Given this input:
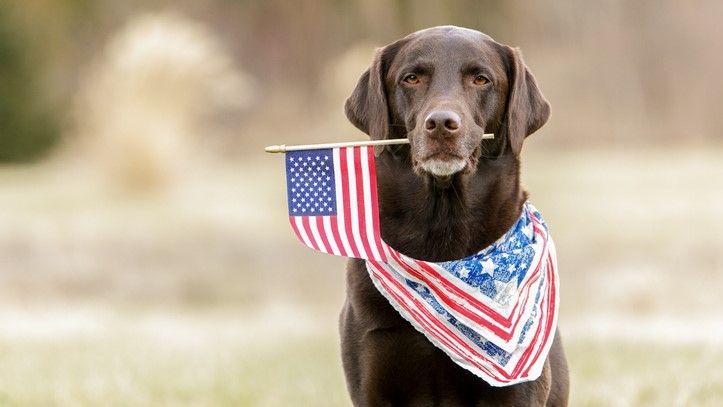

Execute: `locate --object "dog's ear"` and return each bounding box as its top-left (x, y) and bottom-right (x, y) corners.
top-left (345, 41), bottom-right (405, 155)
top-left (501, 46), bottom-right (550, 155)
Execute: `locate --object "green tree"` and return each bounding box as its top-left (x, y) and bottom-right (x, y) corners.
top-left (0, 4), bottom-right (59, 162)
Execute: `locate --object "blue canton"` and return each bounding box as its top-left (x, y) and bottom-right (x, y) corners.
top-left (286, 149), bottom-right (337, 216)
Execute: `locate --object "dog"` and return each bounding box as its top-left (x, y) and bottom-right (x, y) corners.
top-left (339, 26), bottom-right (569, 406)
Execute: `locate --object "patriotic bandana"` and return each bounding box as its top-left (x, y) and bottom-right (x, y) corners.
top-left (283, 146), bottom-right (559, 387)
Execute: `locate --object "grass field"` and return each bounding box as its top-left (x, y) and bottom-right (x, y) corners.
top-left (1, 308), bottom-right (722, 406)
top-left (1, 147), bottom-right (722, 406)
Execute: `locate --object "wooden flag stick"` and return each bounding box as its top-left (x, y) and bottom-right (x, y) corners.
top-left (264, 134), bottom-right (494, 153)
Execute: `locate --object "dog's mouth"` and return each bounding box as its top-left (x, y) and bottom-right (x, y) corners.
top-left (418, 153), bottom-right (467, 177)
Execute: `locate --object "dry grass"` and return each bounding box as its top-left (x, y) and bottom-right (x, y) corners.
top-left (0, 310), bottom-right (721, 406)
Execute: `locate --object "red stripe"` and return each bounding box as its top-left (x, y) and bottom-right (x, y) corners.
top-left (521, 255), bottom-right (556, 376)
top-left (366, 146), bottom-right (387, 262)
top-left (329, 216), bottom-right (347, 256)
top-left (512, 289), bottom-right (546, 376)
top-left (288, 216), bottom-right (305, 246)
top-left (512, 297), bottom-right (546, 376)
top-left (391, 248), bottom-right (542, 337)
top-left (511, 254), bottom-right (555, 377)
top-left (354, 147), bottom-right (374, 259)
top-left (369, 261), bottom-right (509, 383)
top-left (301, 217), bottom-right (320, 251)
top-left (340, 148), bottom-right (360, 258)
top-left (315, 217), bottom-right (332, 254)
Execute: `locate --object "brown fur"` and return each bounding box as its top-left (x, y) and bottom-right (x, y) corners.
top-left (341, 26), bottom-right (569, 406)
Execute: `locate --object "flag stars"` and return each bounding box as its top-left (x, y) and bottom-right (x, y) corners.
top-left (286, 151), bottom-right (337, 216)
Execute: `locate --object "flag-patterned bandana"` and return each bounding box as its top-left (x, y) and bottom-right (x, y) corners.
top-left (365, 203), bottom-right (558, 386)
top-left (283, 146), bottom-right (559, 386)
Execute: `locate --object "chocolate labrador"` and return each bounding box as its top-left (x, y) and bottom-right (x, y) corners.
top-left (340, 26), bottom-right (569, 406)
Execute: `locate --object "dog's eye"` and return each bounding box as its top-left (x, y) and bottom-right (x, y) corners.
top-left (473, 75), bottom-right (489, 85)
top-left (403, 74), bottom-right (420, 85)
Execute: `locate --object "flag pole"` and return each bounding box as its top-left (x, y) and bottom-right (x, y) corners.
top-left (264, 134), bottom-right (494, 153)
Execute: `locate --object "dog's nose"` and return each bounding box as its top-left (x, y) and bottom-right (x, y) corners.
top-left (424, 111), bottom-right (461, 135)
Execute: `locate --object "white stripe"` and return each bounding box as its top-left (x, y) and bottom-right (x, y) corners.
top-left (293, 217), bottom-right (314, 249)
top-left (308, 217), bottom-right (328, 253)
top-left (346, 147), bottom-right (368, 259)
top-left (360, 147), bottom-right (383, 260)
top-left (322, 216), bottom-right (341, 255)
top-left (333, 149), bottom-right (353, 256)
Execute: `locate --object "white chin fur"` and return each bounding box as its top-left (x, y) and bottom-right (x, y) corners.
top-left (420, 159), bottom-right (466, 177)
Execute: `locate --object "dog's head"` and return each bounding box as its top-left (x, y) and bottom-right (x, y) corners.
top-left (345, 26), bottom-right (549, 182)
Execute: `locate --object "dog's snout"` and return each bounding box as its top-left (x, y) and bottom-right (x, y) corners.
top-left (424, 111), bottom-right (461, 135)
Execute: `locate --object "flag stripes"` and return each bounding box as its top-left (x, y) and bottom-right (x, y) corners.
top-left (288, 146), bottom-right (387, 263)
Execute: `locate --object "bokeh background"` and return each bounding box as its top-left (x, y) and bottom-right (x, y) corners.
top-left (1, 1), bottom-right (722, 405)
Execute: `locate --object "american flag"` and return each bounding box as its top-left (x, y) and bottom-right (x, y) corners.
top-left (285, 146), bottom-right (386, 262)
top-left (282, 146), bottom-right (558, 387)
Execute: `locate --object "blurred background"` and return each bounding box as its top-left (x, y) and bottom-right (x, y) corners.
top-left (1, 0), bottom-right (722, 405)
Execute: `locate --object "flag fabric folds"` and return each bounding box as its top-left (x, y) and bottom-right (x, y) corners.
top-left (286, 146), bottom-right (386, 262)
top-left (283, 145), bottom-right (559, 387)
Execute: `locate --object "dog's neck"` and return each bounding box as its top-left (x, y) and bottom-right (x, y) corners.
top-left (376, 151), bottom-right (526, 262)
